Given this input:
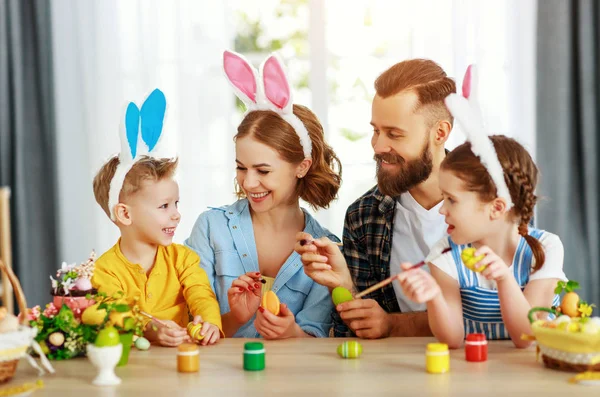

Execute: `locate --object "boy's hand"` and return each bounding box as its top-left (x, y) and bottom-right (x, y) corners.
top-left (190, 315), bottom-right (220, 346)
top-left (227, 272), bottom-right (262, 325)
top-left (144, 319), bottom-right (188, 347)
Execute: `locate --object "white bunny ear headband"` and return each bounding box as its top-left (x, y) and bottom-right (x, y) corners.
top-left (444, 65), bottom-right (514, 211)
top-left (108, 88), bottom-right (168, 221)
top-left (222, 50), bottom-right (312, 159)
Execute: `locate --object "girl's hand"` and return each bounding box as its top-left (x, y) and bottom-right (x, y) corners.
top-left (396, 263), bottom-right (442, 303)
top-left (475, 246), bottom-right (512, 281)
top-left (227, 272), bottom-right (262, 325)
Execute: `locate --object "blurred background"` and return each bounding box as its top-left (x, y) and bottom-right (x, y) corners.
top-left (1, 0), bottom-right (598, 307)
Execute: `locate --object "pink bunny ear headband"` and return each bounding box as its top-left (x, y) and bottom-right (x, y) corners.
top-left (444, 65), bottom-right (514, 211)
top-left (223, 50), bottom-right (312, 159)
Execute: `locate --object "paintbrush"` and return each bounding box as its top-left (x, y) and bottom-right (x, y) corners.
top-left (140, 311), bottom-right (172, 329)
top-left (299, 239), bottom-right (343, 247)
top-left (354, 248), bottom-right (452, 299)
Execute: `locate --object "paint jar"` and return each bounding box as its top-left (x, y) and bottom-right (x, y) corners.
top-left (465, 333), bottom-right (487, 362)
top-left (426, 343), bottom-right (450, 374)
top-left (177, 343), bottom-right (199, 373)
top-left (243, 342), bottom-right (265, 371)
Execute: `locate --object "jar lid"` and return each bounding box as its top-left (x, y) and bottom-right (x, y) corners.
top-left (178, 343), bottom-right (199, 353)
top-left (426, 343), bottom-right (448, 352)
top-left (244, 342), bottom-right (264, 351)
top-left (466, 333), bottom-right (487, 342)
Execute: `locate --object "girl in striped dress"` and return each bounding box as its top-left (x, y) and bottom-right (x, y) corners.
top-left (397, 66), bottom-right (567, 348)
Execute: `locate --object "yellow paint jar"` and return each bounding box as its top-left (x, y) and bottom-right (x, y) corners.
top-left (177, 343), bottom-right (200, 373)
top-left (426, 343), bottom-right (449, 374)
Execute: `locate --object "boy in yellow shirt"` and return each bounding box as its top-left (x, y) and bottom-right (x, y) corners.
top-left (91, 89), bottom-right (222, 346)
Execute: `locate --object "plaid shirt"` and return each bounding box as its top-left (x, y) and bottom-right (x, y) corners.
top-left (333, 185), bottom-right (400, 337)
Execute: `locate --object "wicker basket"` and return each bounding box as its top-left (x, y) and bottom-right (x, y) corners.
top-left (0, 259), bottom-right (54, 383)
top-left (527, 307), bottom-right (600, 372)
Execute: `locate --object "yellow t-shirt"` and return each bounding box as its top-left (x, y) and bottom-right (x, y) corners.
top-left (92, 241), bottom-right (223, 334)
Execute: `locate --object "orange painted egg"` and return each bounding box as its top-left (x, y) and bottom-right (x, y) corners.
top-left (261, 291), bottom-right (280, 316)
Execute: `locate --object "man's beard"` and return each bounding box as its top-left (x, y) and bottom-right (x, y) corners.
top-left (375, 141), bottom-right (433, 198)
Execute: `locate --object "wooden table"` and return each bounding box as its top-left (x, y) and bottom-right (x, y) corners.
top-left (4, 338), bottom-right (599, 396)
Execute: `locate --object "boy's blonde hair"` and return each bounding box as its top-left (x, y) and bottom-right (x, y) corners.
top-left (93, 156), bottom-right (178, 219)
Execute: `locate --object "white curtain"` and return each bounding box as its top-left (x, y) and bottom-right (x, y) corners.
top-left (51, 0), bottom-right (236, 261)
top-left (50, 0), bottom-right (537, 261)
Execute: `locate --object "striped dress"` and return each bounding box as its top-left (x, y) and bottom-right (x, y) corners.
top-left (440, 229), bottom-right (562, 340)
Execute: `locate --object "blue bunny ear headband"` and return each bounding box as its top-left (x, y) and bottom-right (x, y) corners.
top-left (108, 88), bottom-right (168, 221)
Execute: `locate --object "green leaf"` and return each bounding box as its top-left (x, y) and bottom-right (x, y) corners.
top-left (554, 285), bottom-right (563, 294)
top-left (566, 280), bottom-right (580, 292)
top-left (580, 316), bottom-right (590, 324)
top-left (114, 304), bottom-right (130, 313)
top-left (122, 317), bottom-right (135, 331)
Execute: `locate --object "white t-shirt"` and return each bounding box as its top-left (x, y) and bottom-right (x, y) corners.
top-left (389, 192), bottom-right (447, 312)
top-left (426, 231), bottom-right (567, 290)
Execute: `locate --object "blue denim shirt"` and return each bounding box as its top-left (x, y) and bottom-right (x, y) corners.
top-left (184, 199), bottom-right (338, 338)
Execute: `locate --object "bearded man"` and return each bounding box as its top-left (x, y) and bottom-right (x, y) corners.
top-left (298, 59), bottom-right (456, 338)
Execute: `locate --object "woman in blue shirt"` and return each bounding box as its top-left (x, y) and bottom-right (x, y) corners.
top-left (185, 51), bottom-right (342, 339)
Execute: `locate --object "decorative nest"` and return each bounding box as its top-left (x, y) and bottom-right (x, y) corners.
top-left (542, 354), bottom-right (600, 373)
top-left (50, 288), bottom-right (98, 298)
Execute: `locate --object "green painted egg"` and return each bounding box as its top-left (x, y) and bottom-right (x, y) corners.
top-left (332, 287), bottom-right (354, 306)
top-left (134, 336), bottom-right (150, 350)
top-left (337, 341), bottom-right (363, 359)
top-left (461, 247), bottom-right (486, 272)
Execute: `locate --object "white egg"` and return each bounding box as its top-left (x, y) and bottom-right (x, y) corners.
top-left (0, 314), bottom-right (19, 333)
top-left (588, 317), bottom-right (600, 327)
top-left (49, 332), bottom-right (65, 347)
top-left (581, 323), bottom-right (600, 335)
top-left (554, 315), bottom-right (571, 324)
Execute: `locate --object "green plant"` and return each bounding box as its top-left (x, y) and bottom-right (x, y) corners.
top-left (29, 304), bottom-right (98, 360)
top-left (554, 280), bottom-right (580, 294)
top-left (92, 291), bottom-right (145, 337)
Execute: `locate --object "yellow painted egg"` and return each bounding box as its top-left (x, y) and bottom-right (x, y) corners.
top-left (566, 322), bottom-right (580, 333)
top-left (337, 341), bottom-right (363, 359)
top-left (261, 291), bottom-right (280, 316)
top-left (81, 303), bottom-right (107, 326)
top-left (332, 287), bottom-right (353, 306)
top-left (461, 247), bottom-right (486, 272)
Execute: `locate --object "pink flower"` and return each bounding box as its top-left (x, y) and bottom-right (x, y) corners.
top-left (72, 307), bottom-right (82, 319)
top-left (43, 303), bottom-right (59, 318)
top-left (26, 305), bottom-right (41, 321)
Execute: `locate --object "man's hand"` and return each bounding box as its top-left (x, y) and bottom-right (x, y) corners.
top-left (337, 299), bottom-right (392, 339)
